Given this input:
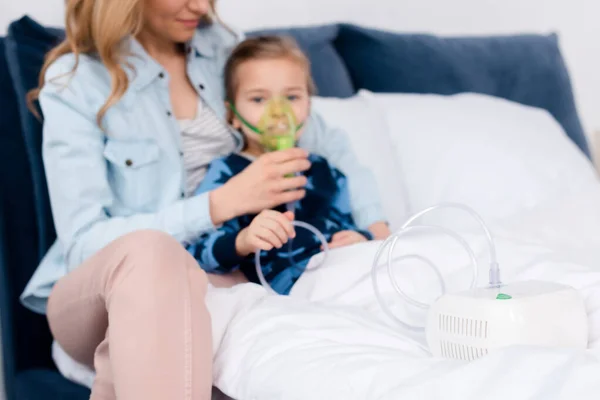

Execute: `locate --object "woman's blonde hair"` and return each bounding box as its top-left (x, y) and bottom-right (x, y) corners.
top-left (224, 35), bottom-right (316, 109)
top-left (28, 0), bottom-right (218, 127)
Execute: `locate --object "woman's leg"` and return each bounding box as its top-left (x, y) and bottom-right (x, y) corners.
top-left (47, 230), bottom-right (212, 400)
top-left (206, 269), bottom-right (249, 288)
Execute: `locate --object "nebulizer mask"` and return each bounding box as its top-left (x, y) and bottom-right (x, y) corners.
top-left (231, 97), bottom-right (329, 294)
top-left (231, 96), bottom-right (303, 152)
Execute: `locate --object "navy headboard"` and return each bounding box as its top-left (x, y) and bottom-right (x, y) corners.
top-left (333, 24), bottom-right (589, 157)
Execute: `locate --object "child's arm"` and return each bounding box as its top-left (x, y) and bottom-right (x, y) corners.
top-left (189, 158), bottom-right (296, 273)
top-left (327, 164), bottom-right (390, 240)
top-left (187, 159), bottom-right (247, 273)
top-left (299, 112), bottom-right (386, 229)
top-left (189, 220), bottom-right (246, 274)
top-left (236, 210), bottom-right (295, 256)
top-left (327, 230), bottom-right (370, 250)
top-left (368, 221), bottom-right (392, 240)
top-left (190, 210), bottom-right (295, 273)
top-left (311, 158), bottom-right (376, 247)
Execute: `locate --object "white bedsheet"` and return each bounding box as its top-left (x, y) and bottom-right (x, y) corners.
top-left (211, 186), bottom-right (600, 400)
top-left (54, 185), bottom-right (600, 400)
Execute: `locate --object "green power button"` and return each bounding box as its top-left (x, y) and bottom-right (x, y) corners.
top-left (496, 293), bottom-right (512, 300)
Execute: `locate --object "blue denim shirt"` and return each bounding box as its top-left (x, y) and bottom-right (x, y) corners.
top-left (21, 22), bottom-right (384, 313)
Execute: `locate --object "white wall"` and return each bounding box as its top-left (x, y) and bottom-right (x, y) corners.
top-left (0, 0), bottom-right (598, 143)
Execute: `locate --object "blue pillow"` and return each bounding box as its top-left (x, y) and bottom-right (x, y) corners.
top-left (247, 25), bottom-right (355, 98)
top-left (4, 16), bottom-right (63, 257)
top-left (335, 24), bottom-right (590, 157)
top-left (0, 38), bottom-right (23, 152)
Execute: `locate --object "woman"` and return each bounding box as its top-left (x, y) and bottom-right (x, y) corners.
top-left (21, 0), bottom-right (389, 399)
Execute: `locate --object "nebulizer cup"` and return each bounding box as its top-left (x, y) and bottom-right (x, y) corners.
top-left (242, 97), bottom-right (329, 295)
top-left (257, 96), bottom-right (298, 153)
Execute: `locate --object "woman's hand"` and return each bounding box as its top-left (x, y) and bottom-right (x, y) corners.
top-left (209, 148), bottom-right (310, 225)
top-left (235, 210), bottom-right (296, 257)
top-left (326, 230), bottom-right (369, 250)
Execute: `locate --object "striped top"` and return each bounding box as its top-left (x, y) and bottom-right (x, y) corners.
top-left (179, 99), bottom-right (237, 196)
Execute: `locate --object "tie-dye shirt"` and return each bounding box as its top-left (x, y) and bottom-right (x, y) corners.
top-left (187, 153), bottom-right (372, 294)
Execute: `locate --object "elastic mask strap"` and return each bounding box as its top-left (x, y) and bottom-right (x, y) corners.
top-left (229, 103), bottom-right (263, 134)
top-left (228, 103), bottom-right (305, 134)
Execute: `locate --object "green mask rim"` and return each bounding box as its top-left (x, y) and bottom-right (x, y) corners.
top-left (228, 103), bottom-right (304, 135)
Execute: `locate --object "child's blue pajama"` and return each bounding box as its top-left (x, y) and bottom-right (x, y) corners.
top-left (187, 153), bottom-right (372, 294)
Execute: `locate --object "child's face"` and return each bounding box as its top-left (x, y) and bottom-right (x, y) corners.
top-left (231, 57), bottom-right (311, 149)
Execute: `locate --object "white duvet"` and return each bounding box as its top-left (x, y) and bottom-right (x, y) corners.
top-left (52, 93), bottom-right (600, 400)
top-left (207, 185), bottom-right (600, 400)
top-left (54, 185), bottom-right (600, 399)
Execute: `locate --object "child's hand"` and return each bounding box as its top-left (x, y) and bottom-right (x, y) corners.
top-left (368, 221), bottom-right (392, 240)
top-left (236, 210), bottom-right (295, 256)
top-left (326, 230), bottom-right (368, 250)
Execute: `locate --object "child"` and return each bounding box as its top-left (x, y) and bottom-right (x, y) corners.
top-left (189, 36), bottom-right (382, 294)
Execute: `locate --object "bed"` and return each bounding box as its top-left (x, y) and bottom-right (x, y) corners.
top-left (208, 92), bottom-right (600, 399)
top-left (1, 14), bottom-right (598, 400)
top-left (49, 90), bottom-right (600, 400)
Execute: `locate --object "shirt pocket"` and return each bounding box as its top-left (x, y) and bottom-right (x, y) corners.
top-left (103, 139), bottom-right (162, 210)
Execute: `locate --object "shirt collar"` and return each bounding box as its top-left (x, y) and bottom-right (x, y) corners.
top-left (126, 26), bottom-right (216, 92)
top-left (126, 38), bottom-right (162, 91)
top-left (188, 24), bottom-right (216, 58)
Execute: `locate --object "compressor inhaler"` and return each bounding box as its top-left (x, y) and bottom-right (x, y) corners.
top-left (370, 203), bottom-right (588, 360)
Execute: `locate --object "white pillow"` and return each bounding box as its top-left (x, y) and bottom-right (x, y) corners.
top-left (312, 91), bottom-right (409, 229)
top-left (368, 91), bottom-right (598, 225)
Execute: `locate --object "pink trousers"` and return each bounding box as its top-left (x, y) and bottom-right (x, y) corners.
top-left (47, 230), bottom-right (218, 400)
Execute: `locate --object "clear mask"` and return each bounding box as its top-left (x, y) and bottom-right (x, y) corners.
top-left (230, 97), bottom-right (303, 152)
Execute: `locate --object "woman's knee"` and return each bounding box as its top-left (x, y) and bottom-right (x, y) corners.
top-left (114, 230), bottom-right (185, 264)
top-left (109, 230), bottom-right (208, 288)
top-left (116, 229), bottom-right (180, 253)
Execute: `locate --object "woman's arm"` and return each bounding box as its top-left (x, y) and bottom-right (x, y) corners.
top-left (299, 111), bottom-right (387, 230)
top-left (40, 61), bottom-right (225, 269)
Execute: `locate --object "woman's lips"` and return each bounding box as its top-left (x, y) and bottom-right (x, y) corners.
top-left (177, 19), bottom-right (200, 28)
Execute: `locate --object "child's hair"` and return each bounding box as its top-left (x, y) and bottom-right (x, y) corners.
top-left (224, 35), bottom-right (316, 105)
